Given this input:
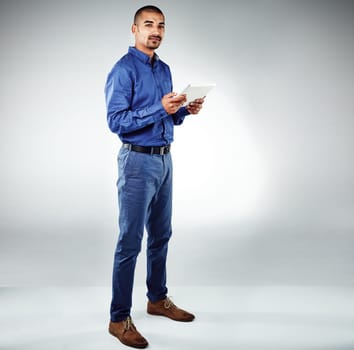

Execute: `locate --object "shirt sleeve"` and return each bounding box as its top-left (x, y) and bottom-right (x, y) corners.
top-left (105, 65), bottom-right (168, 135)
top-left (172, 106), bottom-right (190, 125)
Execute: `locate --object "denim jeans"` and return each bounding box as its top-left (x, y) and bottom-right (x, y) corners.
top-left (110, 146), bottom-right (173, 322)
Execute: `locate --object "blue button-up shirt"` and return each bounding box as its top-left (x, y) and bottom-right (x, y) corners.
top-left (105, 47), bottom-right (189, 146)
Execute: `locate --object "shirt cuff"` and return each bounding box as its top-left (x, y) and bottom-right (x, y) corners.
top-left (148, 101), bottom-right (168, 122)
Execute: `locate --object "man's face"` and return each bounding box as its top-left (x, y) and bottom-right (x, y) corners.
top-left (132, 11), bottom-right (165, 54)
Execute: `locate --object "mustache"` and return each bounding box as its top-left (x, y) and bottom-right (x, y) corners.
top-left (149, 35), bottom-right (162, 41)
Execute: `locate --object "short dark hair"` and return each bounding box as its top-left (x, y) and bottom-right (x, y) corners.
top-left (134, 5), bottom-right (164, 24)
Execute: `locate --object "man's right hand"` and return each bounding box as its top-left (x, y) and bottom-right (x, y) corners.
top-left (161, 92), bottom-right (187, 115)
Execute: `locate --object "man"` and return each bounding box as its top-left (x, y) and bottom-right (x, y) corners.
top-left (105, 5), bottom-right (204, 348)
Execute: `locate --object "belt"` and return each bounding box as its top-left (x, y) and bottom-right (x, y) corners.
top-left (123, 144), bottom-right (171, 155)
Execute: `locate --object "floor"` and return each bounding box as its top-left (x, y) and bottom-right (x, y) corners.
top-left (1, 286), bottom-right (354, 350)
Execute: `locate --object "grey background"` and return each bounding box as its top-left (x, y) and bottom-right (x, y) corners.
top-left (0, 0), bottom-right (353, 286)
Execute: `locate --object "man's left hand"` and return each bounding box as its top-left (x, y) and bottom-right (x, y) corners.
top-left (186, 98), bottom-right (205, 115)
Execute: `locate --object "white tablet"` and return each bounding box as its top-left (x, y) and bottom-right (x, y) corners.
top-left (179, 84), bottom-right (215, 105)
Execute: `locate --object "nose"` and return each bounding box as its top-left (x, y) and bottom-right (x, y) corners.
top-left (152, 25), bottom-right (161, 35)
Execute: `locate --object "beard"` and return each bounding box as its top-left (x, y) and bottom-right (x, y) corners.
top-left (147, 42), bottom-right (161, 49)
top-left (146, 35), bottom-right (162, 49)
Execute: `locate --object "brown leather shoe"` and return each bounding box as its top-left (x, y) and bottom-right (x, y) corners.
top-left (147, 297), bottom-right (195, 322)
top-left (109, 316), bottom-right (148, 348)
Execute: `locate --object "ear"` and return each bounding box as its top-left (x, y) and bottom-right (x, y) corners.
top-left (131, 24), bottom-right (137, 34)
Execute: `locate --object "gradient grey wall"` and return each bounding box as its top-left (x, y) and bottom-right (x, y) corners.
top-left (1, 0), bottom-right (353, 286)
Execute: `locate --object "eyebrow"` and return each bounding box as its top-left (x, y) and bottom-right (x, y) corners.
top-left (143, 20), bottom-right (165, 25)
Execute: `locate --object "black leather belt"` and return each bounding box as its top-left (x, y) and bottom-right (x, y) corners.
top-left (123, 144), bottom-right (171, 155)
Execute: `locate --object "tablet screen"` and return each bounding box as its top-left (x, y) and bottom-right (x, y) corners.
top-left (179, 84), bottom-right (215, 105)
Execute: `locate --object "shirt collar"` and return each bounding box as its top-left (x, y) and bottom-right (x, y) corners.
top-left (128, 46), bottom-right (160, 65)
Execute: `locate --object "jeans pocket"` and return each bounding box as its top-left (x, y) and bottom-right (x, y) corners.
top-left (118, 147), bottom-right (130, 173)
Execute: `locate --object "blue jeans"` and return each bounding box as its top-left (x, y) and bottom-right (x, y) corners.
top-left (110, 146), bottom-right (173, 322)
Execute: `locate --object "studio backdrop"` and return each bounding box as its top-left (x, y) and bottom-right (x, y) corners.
top-left (0, 0), bottom-right (353, 286)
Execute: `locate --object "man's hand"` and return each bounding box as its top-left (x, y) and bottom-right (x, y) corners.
top-left (161, 93), bottom-right (187, 115)
top-left (186, 97), bottom-right (205, 114)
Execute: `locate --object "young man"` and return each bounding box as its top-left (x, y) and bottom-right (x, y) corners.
top-left (105, 5), bottom-right (204, 348)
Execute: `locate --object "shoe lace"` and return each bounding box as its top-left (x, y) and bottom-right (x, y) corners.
top-left (124, 316), bottom-right (134, 331)
top-left (163, 296), bottom-right (176, 310)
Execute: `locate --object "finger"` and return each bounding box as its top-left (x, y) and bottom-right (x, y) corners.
top-left (166, 92), bottom-right (177, 98)
top-left (172, 96), bottom-right (187, 103)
